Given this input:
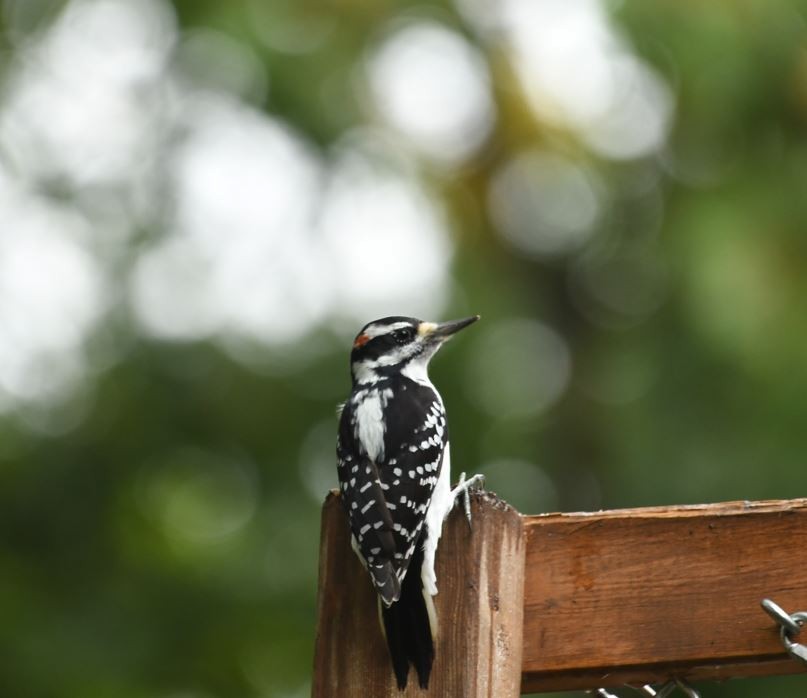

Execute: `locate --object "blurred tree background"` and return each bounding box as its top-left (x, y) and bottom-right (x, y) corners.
top-left (0, 0), bottom-right (806, 696)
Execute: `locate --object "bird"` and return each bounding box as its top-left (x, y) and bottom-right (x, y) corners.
top-left (335, 315), bottom-right (483, 690)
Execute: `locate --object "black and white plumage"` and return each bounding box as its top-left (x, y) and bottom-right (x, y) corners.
top-left (336, 315), bottom-right (480, 690)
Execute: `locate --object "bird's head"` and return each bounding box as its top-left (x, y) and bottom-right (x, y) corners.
top-left (349, 315), bottom-right (479, 384)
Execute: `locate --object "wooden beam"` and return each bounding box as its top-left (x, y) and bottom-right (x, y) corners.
top-left (312, 491), bottom-right (525, 697)
top-left (522, 498), bottom-right (807, 693)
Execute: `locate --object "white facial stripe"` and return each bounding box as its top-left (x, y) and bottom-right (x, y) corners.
top-left (378, 344), bottom-right (418, 365)
top-left (356, 343), bottom-right (418, 372)
top-left (352, 360), bottom-right (378, 383)
top-left (364, 321), bottom-right (413, 339)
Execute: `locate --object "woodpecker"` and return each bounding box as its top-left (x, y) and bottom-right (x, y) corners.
top-left (336, 315), bottom-right (482, 690)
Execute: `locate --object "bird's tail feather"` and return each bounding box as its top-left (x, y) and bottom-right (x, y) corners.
top-left (379, 544), bottom-right (435, 690)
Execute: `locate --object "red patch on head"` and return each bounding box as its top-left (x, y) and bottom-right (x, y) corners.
top-left (353, 333), bottom-right (370, 348)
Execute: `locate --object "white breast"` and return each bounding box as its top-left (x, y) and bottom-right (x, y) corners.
top-left (401, 357), bottom-right (445, 410)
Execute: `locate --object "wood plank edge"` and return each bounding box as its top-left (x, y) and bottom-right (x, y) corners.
top-left (522, 498), bottom-right (807, 526)
top-left (521, 654), bottom-right (806, 693)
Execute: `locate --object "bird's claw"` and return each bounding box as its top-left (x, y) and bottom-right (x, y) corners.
top-left (450, 471), bottom-right (486, 529)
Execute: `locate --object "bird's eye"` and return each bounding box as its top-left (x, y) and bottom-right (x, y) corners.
top-left (393, 329), bottom-right (411, 342)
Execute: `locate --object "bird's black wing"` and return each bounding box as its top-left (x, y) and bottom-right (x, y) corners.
top-left (375, 380), bottom-right (448, 583)
top-left (337, 401), bottom-right (400, 604)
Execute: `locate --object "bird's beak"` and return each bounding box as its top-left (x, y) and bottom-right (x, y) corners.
top-left (418, 315), bottom-right (480, 342)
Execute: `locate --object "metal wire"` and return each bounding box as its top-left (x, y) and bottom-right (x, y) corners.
top-left (673, 678), bottom-right (702, 697)
top-left (761, 598), bottom-right (807, 666)
top-left (761, 598), bottom-right (801, 636)
top-left (590, 679), bottom-right (700, 698)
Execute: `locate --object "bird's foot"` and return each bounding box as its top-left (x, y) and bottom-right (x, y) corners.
top-left (450, 472), bottom-right (486, 528)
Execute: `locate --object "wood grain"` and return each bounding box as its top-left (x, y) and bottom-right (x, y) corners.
top-left (312, 490), bottom-right (525, 697)
top-left (521, 498), bottom-right (807, 693)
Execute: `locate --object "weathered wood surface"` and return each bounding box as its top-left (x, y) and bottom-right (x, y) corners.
top-left (522, 498), bottom-right (807, 693)
top-left (312, 490), bottom-right (525, 697)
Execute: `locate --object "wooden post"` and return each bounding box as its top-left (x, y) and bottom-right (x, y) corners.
top-left (521, 499), bottom-right (807, 693)
top-left (312, 490), bottom-right (525, 697)
top-left (314, 495), bottom-right (807, 695)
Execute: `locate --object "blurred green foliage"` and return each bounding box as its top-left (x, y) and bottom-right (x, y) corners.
top-left (0, 0), bottom-right (806, 696)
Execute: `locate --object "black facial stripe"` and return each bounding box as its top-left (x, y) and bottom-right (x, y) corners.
top-left (351, 317), bottom-right (421, 364)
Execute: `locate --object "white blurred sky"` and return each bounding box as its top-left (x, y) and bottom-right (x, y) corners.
top-left (0, 0), bottom-right (673, 421)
